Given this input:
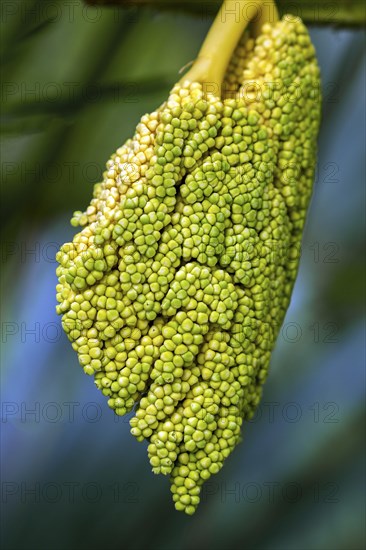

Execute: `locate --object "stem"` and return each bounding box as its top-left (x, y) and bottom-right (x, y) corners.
top-left (179, 0), bottom-right (279, 93)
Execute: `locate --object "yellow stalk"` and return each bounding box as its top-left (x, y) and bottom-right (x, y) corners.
top-left (180, 0), bottom-right (279, 94)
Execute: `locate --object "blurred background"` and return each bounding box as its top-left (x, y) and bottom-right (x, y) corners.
top-left (1, 1), bottom-right (365, 549)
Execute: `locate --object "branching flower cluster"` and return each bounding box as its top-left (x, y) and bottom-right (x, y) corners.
top-left (56, 16), bottom-right (321, 514)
